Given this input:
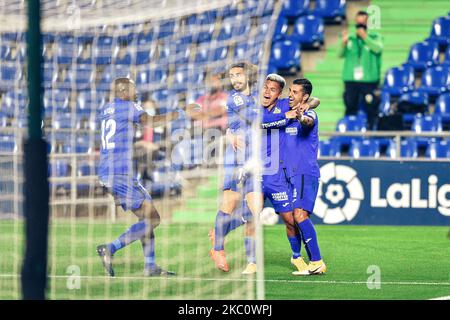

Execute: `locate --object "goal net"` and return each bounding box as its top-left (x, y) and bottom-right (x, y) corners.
top-left (0, 0), bottom-right (281, 299)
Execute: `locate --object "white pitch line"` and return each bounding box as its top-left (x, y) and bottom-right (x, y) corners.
top-left (1, 274), bottom-right (449, 287)
top-left (429, 296), bottom-right (450, 300)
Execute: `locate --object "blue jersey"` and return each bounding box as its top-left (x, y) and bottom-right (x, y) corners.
top-left (98, 98), bottom-right (145, 179)
top-left (286, 109), bottom-right (320, 178)
top-left (226, 89), bottom-right (258, 133)
top-left (261, 105), bottom-right (320, 178)
top-left (260, 98), bottom-right (290, 175)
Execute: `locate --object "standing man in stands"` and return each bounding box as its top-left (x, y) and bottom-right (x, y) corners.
top-left (339, 10), bottom-right (383, 130)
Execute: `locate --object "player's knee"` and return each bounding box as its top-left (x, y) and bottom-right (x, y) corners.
top-left (294, 209), bottom-right (309, 223)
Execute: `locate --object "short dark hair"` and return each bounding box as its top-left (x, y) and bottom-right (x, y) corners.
top-left (293, 78), bottom-right (312, 96)
top-left (356, 10), bottom-right (368, 17)
top-left (113, 77), bottom-right (134, 98)
top-left (227, 61), bottom-right (257, 88)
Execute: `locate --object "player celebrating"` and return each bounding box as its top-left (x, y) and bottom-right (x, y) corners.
top-left (287, 79), bottom-right (326, 275)
top-left (209, 62), bottom-right (257, 273)
top-left (259, 75), bottom-right (321, 274)
top-left (96, 77), bottom-right (177, 277)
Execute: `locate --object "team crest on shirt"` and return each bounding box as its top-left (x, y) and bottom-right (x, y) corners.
top-left (233, 95), bottom-right (244, 106)
top-left (273, 107), bottom-right (281, 114)
top-left (286, 127), bottom-right (298, 135)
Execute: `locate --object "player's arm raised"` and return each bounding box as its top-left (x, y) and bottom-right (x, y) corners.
top-left (140, 111), bottom-right (179, 127)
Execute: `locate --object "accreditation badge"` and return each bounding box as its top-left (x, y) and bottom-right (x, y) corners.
top-left (353, 66), bottom-right (364, 80)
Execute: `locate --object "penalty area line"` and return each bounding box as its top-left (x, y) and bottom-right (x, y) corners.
top-left (1, 274), bottom-right (449, 287)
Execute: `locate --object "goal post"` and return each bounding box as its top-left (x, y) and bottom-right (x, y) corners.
top-left (0, 0), bottom-right (283, 300)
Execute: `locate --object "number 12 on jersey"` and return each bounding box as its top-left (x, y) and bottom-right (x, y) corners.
top-left (101, 119), bottom-right (116, 150)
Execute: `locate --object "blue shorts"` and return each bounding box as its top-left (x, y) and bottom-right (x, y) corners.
top-left (289, 174), bottom-right (319, 213)
top-left (262, 169), bottom-right (293, 213)
top-left (100, 175), bottom-right (152, 211)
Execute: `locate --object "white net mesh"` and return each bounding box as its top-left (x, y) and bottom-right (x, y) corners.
top-left (0, 0), bottom-right (281, 299)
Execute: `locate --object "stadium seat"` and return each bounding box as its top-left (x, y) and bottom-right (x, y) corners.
top-left (0, 64), bottom-right (22, 88)
top-left (387, 139), bottom-right (418, 158)
top-left (280, 0), bottom-right (310, 19)
top-left (1, 90), bottom-right (27, 117)
top-left (56, 35), bottom-right (77, 64)
top-left (269, 40), bottom-right (301, 74)
top-left (412, 114), bottom-right (442, 147)
top-left (318, 140), bottom-right (332, 157)
top-left (349, 139), bottom-right (380, 158)
top-left (336, 115), bottom-right (366, 132)
top-left (136, 46), bottom-right (157, 65)
top-left (289, 15), bottom-right (325, 49)
top-left (157, 19), bottom-right (176, 39)
top-left (443, 45), bottom-right (450, 67)
top-left (136, 30), bottom-right (154, 46)
top-left (405, 41), bottom-right (440, 72)
top-left (0, 135), bottom-right (17, 153)
top-left (427, 16), bottom-right (450, 48)
top-left (50, 159), bottom-right (70, 177)
top-left (434, 93), bottom-right (450, 128)
top-left (69, 64), bottom-right (95, 90)
top-left (273, 17), bottom-right (289, 41)
top-left (312, 0), bottom-right (346, 24)
top-left (382, 65), bottom-right (415, 96)
top-left (417, 66), bottom-right (450, 98)
top-left (94, 35), bottom-right (115, 65)
top-left (378, 92), bottom-right (392, 116)
top-left (426, 140), bottom-right (450, 159)
top-left (136, 67), bottom-right (169, 90)
top-left (397, 91), bottom-right (429, 125)
top-left (43, 63), bottom-right (57, 88)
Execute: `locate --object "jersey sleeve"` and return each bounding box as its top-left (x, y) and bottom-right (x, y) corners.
top-left (227, 94), bottom-right (244, 132)
top-left (132, 102), bottom-right (146, 123)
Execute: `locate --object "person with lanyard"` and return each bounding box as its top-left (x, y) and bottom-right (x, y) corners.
top-left (339, 10), bottom-right (383, 130)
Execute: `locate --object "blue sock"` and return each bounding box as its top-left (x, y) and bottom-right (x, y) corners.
top-left (297, 219), bottom-right (321, 261)
top-left (244, 236), bottom-right (256, 264)
top-left (141, 231), bottom-right (156, 270)
top-left (108, 220), bottom-right (150, 255)
top-left (214, 210), bottom-right (232, 251)
top-left (288, 236), bottom-right (301, 259)
top-left (225, 206), bottom-right (248, 236)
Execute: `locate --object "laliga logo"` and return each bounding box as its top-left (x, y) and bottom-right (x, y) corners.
top-left (314, 163), bottom-right (364, 224)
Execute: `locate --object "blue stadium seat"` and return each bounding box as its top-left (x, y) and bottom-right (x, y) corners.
top-left (136, 30), bottom-right (154, 46)
top-left (1, 90), bottom-right (27, 117)
top-left (0, 135), bottom-right (16, 153)
top-left (289, 15), bottom-right (324, 49)
top-left (280, 0), bottom-right (310, 19)
top-left (417, 66), bottom-right (450, 98)
top-left (412, 114), bottom-right (442, 133)
top-left (412, 114), bottom-right (442, 147)
top-left (194, 47), bottom-right (209, 64)
top-left (378, 92), bottom-right (392, 115)
top-left (397, 91), bottom-right (429, 124)
top-left (56, 35), bottom-right (76, 64)
top-left (336, 115), bottom-right (366, 132)
top-left (443, 45), bottom-right (450, 67)
top-left (434, 93), bottom-right (450, 127)
top-left (349, 139), bottom-right (380, 158)
top-left (136, 67), bottom-right (169, 90)
top-left (157, 20), bottom-right (176, 39)
top-left (318, 140), bottom-right (334, 157)
top-left (405, 41), bottom-right (440, 72)
top-left (115, 49), bottom-right (132, 65)
top-left (427, 16), bottom-right (450, 48)
top-left (387, 139), bottom-right (418, 158)
top-left (269, 40), bottom-right (301, 74)
top-left (312, 0), bottom-right (346, 24)
top-left (94, 35), bottom-right (115, 65)
top-left (49, 159), bottom-right (70, 178)
top-left (426, 140), bottom-right (450, 159)
top-left (273, 17), bottom-right (289, 40)
top-left (69, 64), bottom-right (95, 90)
top-left (0, 64), bottom-right (21, 88)
top-left (212, 46), bottom-right (228, 62)
top-left (335, 115), bottom-right (366, 147)
top-left (382, 65), bottom-right (415, 96)
top-left (42, 63), bottom-right (56, 88)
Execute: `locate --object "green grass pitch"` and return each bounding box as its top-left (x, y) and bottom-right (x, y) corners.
top-left (0, 220), bottom-right (449, 300)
